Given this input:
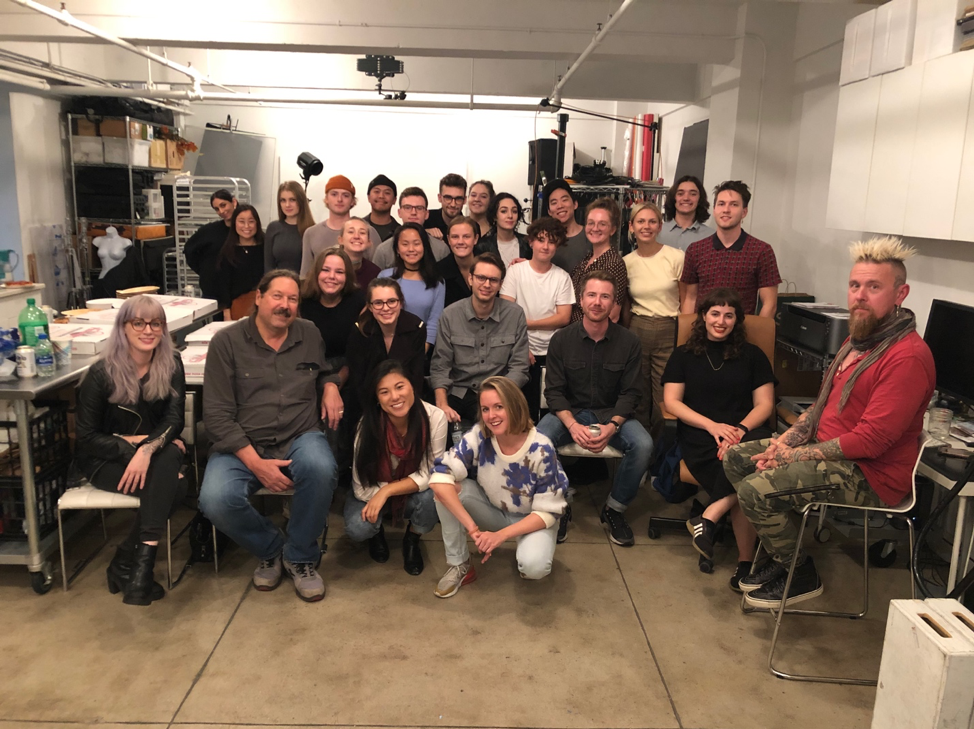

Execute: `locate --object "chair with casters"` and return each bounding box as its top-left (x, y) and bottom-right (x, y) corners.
top-left (742, 437), bottom-right (929, 685)
top-left (647, 313), bottom-right (777, 573)
top-left (57, 482), bottom-right (174, 592)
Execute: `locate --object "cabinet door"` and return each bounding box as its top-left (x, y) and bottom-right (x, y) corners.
top-left (826, 77), bottom-right (882, 231)
top-left (904, 53), bottom-right (974, 240)
top-left (864, 65), bottom-right (923, 234)
top-left (841, 10), bottom-right (877, 85)
top-left (952, 69), bottom-right (974, 242)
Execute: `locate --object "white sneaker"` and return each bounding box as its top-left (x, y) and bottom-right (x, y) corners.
top-left (434, 560), bottom-right (476, 598)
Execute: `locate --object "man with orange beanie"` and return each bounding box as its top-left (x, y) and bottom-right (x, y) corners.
top-left (300, 175), bottom-right (382, 276)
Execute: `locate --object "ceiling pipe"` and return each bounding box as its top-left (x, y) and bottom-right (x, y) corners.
top-left (549, 0), bottom-right (638, 106)
top-left (0, 67), bottom-right (48, 90)
top-left (7, 0), bottom-right (237, 94)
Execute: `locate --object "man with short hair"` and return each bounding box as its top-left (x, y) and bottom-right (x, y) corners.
top-left (300, 175), bottom-right (382, 276)
top-left (539, 270), bottom-right (653, 547)
top-left (725, 237), bottom-right (935, 606)
top-left (542, 179), bottom-right (590, 273)
top-left (199, 270), bottom-right (344, 602)
top-left (680, 180), bottom-right (780, 317)
top-left (184, 189), bottom-right (237, 305)
top-left (657, 175), bottom-right (715, 252)
top-left (364, 174), bottom-right (400, 241)
top-left (372, 187), bottom-right (450, 269)
top-left (426, 173), bottom-right (467, 240)
top-left (430, 252), bottom-right (530, 426)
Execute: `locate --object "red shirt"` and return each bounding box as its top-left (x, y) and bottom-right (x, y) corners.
top-left (816, 332), bottom-right (935, 505)
top-left (680, 230), bottom-right (781, 315)
top-left (356, 259), bottom-right (381, 291)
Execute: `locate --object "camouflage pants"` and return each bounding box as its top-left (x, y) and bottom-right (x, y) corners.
top-left (723, 439), bottom-right (882, 564)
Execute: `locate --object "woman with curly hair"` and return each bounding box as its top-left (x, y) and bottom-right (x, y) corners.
top-left (661, 287), bottom-right (775, 590)
top-left (427, 376), bottom-right (569, 598)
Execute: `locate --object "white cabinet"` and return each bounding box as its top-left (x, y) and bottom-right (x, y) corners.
top-left (826, 77), bottom-right (882, 231)
top-left (951, 70), bottom-right (974, 242)
top-left (864, 65), bottom-right (923, 234)
top-left (840, 10), bottom-right (877, 85)
top-left (904, 52), bottom-right (974, 240)
top-left (871, 0), bottom-right (917, 75)
top-left (913, 0), bottom-right (963, 64)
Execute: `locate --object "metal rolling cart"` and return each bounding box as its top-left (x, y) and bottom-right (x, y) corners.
top-left (568, 183), bottom-right (667, 254)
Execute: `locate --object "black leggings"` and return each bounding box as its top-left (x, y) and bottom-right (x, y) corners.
top-left (90, 443), bottom-right (186, 542)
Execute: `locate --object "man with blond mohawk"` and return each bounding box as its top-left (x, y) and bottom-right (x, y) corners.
top-left (723, 236), bottom-right (935, 604)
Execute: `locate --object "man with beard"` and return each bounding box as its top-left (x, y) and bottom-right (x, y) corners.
top-left (538, 270), bottom-right (652, 547)
top-left (724, 237), bottom-right (935, 608)
top-left (199, 270), bottom-right (342, 603)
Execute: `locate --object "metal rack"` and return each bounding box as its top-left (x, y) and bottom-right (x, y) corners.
top-left (569, 183), bottom-right (668, 254)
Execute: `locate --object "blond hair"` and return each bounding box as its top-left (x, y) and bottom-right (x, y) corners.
top-left (850, 236), bottom-right (915, 286)
top-left (479, 376), bottom-right (533, 435)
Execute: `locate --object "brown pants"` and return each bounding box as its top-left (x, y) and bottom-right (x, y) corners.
top-left (628, 314), bottom-right (676, 439)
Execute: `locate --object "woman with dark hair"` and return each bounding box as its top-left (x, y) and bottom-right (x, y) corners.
top-left (661, 287), bottom-right (775, 591)
top-left (74, 295), bottom-right (186, 605)
top-left (344, 360), bottom-right (448, 575)
top-left (217, 204), bottom-right (265, 320)
top-left (436, 215), bottom-right (480, 306)
top-left (378, 222), bottom-right (445, 351)
top-left (185, 188), bottom-right (236, 305)
top-left (265, 181), bottom-right (315, 273)
top-left (428, 376), bottom-right (569, 597)
top-left (658, 175), bottom-right (715, 252)
top-left (476, 193), bottom-right (530, 268)
top-left (569, 197), bottom-right (628, 323)
top-left (466, 180), bottom-right (494, 236)
top-left (346, 277), bottom-right (427, 407)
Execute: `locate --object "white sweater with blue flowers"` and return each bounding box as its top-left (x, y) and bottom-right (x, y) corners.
top-left (429, 425), bottom-right (569, 528)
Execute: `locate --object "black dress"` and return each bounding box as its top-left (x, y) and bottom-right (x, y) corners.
top-left (661, 340), bottom-right (775, 500)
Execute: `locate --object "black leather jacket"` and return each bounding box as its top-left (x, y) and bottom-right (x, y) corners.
top-left (74, 354), bottom-right (186, 479)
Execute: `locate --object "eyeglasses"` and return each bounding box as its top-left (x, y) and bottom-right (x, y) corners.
top-left (370, 299), bottom-right (401, 310)
top-left (587, 221), bottom-right (612, 230)
top-left (441, 195), bottom-right (466, 204)
top-left (128, 318), bottom-right (164, 332)
top-left (471, 273), bottom-right (501, 287)
top-left (401, 204), bottom-right (427, 213)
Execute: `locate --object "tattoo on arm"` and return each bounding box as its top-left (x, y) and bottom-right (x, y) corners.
top-left (790, 438), bottom-right (844, 463)
top-left (779, 408), bottom-right (814, 448)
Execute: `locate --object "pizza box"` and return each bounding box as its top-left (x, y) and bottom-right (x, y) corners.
top-left (76, 306), bottom-right (195, 331)
top-left (146, 294), bottom-right (218, 320)
top-left (179, 346), bottom-right (209, 380)
top-left (184, 320), bottom-right (235, 344)
top-left (49, 323), bottom-right (114, 355)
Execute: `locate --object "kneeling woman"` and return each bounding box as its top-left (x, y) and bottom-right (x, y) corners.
top-left (661, 287), bottom-right (775, 591)
top-left (345, 360), bottom-right (448, 575)
top-left (429, 376), bottom-right (569, 598)
top-left (74, 295), bottom-right (187, 605)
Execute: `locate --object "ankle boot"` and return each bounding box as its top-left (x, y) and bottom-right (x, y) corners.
top-left (107, 544), bottom-right (165, 600)
top-left (368, 525), bottom-right (390, 563)
top-left (402, 525), bottom-right (424, 576)
top-left (123, 543), bottom-right (162, 606)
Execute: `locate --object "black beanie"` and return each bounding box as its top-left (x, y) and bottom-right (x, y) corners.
top-left (368, 174), bottom-right (397, 197)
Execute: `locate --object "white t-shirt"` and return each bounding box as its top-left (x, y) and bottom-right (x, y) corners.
top-left (500, 262), bottom-right (575, 355)
top-left (496, 239), bottom-right (521, 269)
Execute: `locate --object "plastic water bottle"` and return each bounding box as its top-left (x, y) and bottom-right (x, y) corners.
top-left (18, 298), bottom-right (49, 347)
top-left (34, 333), bottom-right (55, 377)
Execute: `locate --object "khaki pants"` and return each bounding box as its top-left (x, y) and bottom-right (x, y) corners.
top-left (628, 314), bottom-right (676, 439)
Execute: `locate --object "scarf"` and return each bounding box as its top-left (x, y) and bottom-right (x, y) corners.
top-left (806, 306), bottom-right (916, 442)
top-left (377, 413), bottom-right (426, 526)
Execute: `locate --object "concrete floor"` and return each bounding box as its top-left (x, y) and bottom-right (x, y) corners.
top-left (0, 477), bottom-right (905, 729)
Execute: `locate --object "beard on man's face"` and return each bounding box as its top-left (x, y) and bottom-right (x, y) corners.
top-left (849, 307), bottom-right (880, 340)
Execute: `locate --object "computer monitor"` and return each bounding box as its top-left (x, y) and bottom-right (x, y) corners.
top-left (924, 299), bottom-right (974, 408)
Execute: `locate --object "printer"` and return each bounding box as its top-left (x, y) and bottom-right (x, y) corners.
top-left (779, 303), bottom-right (850, 357)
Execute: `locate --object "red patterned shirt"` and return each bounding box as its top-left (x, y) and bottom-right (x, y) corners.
top-left (680, 230), bottom-right (781, 315)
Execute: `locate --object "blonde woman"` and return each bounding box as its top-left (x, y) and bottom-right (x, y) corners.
top-left (265, 181), bottom-right (315, 273)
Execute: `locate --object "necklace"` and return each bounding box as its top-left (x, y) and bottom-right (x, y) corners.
top-left (705, 349), bottom-right (725, 371)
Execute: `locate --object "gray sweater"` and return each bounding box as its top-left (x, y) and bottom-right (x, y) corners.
top-left (264, 221), bottom-right (303, 274)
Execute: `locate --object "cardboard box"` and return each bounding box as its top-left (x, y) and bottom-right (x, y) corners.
top-left (72, 118), bottom-right (98, 136)
top-left (78, 305), bottom-right (195, 331)
top-left (49, 323), bottom-right (113, 355)
top-left (149, 139), bottom-right (167, 169)
top-left (184, 320), bottom-right (234, 344)
top-left (147, 294), bottom-right (219, 320)
top-left (71, 136), bottom-right (104, 164)
top-left (165, 140), bottom-right (185, 170)
top-left (179, 346), bottom-right (209, 381)
top-left (100, 119), bottom-right (144, 139)
top-left (87, 223), bottom-right (168, 240)
top-left (103, 137), bottom-right (151, 167)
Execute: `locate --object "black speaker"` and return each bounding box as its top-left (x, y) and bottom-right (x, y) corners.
top-left (528, 138), bottom-right (558, 186)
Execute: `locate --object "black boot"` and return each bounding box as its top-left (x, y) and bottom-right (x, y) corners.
top-left (368, 525), bottom-right (390, 563)
top-left (123, 543), bottom-right (162, 606)
top-left (107, 544), bottom-right (165, 600)
top-left (402, 525), bottom-right (424, 576)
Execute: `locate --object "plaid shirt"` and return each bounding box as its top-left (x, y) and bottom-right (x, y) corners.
top-left (680, 230), bottom-right (781, 315)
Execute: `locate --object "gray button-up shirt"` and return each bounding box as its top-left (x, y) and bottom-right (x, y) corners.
top-left (203, 316), bottom-right (338, 459)
top-left (544, 320), bottom-right (642, 422)
top-left (657, 219), bottom-right (715, 252)
top-left (430, 296), bottom-right (530, 399)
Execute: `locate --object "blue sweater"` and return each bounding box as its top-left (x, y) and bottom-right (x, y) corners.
top-left (379, 268), bottom-right (446, 345)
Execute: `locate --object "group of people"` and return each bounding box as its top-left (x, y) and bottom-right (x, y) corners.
top-left (77, 170), bottom-right (935, 617)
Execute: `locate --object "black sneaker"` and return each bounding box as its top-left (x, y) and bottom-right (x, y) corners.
top-left (729, 561), bottom-right (753, 593)
top-left (686, 516), bottom-right (716, 560)
top-left (557, 504), bottom-right (572, 544)
top-left (738, 558), bottom-right (787, 593)
top-left (744, 556), bottom-right (824, 609)
top-left (600, 505), bottom-right (634, 547)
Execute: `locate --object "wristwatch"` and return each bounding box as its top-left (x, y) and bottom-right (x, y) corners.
top-left (610, 418), bottom-right (624, 430)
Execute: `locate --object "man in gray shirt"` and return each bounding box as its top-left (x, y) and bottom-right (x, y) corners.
top-left (430, 252), bottom-right (530, 427)
top-left (656, 175), bottom-right (715, 252)
top-left (199, 269), bottom-right (343, 603)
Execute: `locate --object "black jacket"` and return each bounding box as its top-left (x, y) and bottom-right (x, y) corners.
top-left (184, 220), bottom-right (229, 300)
top-left (475, 231), bottom-right (531, 263)
top-left (346, 310), bottom-right (427, 405)
top-left (74, 355), bottom-right (186, 479)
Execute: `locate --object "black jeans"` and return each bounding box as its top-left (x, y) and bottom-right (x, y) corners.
top-left (90, 442), bottom-right (186, 542)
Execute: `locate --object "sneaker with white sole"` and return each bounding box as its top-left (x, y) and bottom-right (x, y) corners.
top-left (686, 515), bottom-right (716, 560)
top-left (744, 556), bottom-right (823, 609)
top-left (283, 559), bottom-right (326, 602)
top-left (253, 554), bottom-right (283, 591)
top-left (434, 560), bottom-right (476, 598)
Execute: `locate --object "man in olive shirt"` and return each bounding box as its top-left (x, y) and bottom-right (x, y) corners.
top-left (199, 270), bottom-right (343, 602)
top-left (539, 269), bottom-right (653, 547)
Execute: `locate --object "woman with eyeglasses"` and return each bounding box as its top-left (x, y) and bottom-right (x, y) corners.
top-left (217, 204), bottom-right (265, 320)
top-left (265, 181), bottom-right (315, 273)
top-left (569, 197), bottom-right (628, 323)
top-left (475, 192), bottom-right (531, 269)
top-left (436, 216), bottom-right (480, 306)
top-left (466, 180), bottom-right (494, 237)
top-left (74, 295), bottom-right (187, 606)
top-left (378, 222), bottom-right (445, 352)
top-left (346, 277), bottom-right (427, 408)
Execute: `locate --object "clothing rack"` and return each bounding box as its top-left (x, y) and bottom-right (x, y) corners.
top-left (569, 184), bottom-right (667, 254)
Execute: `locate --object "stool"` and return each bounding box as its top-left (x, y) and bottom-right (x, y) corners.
top-left (57, 483), bottom-right (173, 592)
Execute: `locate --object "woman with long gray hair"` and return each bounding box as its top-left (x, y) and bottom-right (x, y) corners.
top-left (74, 295), bottom-right (187, 606)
